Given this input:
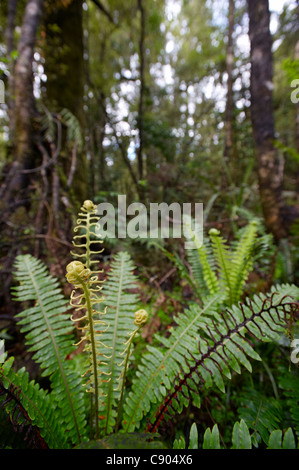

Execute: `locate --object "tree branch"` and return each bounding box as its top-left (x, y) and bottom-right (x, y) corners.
top-left (90, 0), bottom-right (115, 24)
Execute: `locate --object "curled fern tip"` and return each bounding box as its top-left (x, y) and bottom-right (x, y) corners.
top-left (134, 309), bottom-right (149, 326)
top-left (66, 261), bottom-right (90, 286)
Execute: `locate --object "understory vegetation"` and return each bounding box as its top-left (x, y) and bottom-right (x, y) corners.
top-left (0, 200), bottom-right (298, 449)
top-left (0, 0), bottom-right (298, 450)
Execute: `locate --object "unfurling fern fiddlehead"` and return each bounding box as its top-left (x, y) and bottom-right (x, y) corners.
top-left (66, 200), bottom-right (110, 439)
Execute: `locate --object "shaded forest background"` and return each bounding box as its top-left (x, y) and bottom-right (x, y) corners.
top-left (0, 0), bottom-right (298, 370)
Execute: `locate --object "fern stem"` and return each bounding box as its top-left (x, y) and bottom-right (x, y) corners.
top-left (262, 360), bottom-right (279, 400)
top-left (81, 280), bottom-right (100, 439)
top-left (114, 328), bottom-right (140, 434)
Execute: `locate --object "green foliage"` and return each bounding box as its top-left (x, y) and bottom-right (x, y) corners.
top-left (12, 254), bottom-right (87, 446)
top-left (279, 370), bottom-right (299, 438)
top-left (237, 388), bottom-right (283, 446)
top-left (99, 251), bottom-right (140, 435)
top-left (76, 432), bottom-right (167, 450)
top-left (281, 58), bottom-right (299, 84)
top-left (0, 201), bottom-right (298, 450)
top-left (178, 421), bottom-right (297, 449)
top-left (123, 284), bottom-right (298, 433)
top-left (164, 218), bottom-right (259, 306)
top-left (202, 424), bottom-right (221, 449)
top-left (268, 428), bottom-right (297, 449)
top-left (231, 419), bottom-right (252, 449)
top-left (0, 356), bottom-right (67, 449)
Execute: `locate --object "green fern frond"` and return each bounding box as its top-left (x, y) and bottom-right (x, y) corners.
top-left (60, 108), bottom-right (83, 151)
top-left (267, 428), bottom-right (297, 449)
top-left (202, 420), bottom-right (252, 449)
top-left (125, 284), bottom-right (298, 434)
top-left (230, 220), bottom-right (259, 304)
top-left (12, 254), bottom-right (87, 446)
top-left (209, 228), bottom-right (233, 304)
top-left (279, 370), bottom-right (299, 437)
top-left (187, 420), bottom-right (297, 449)
top-left (122, 294), bottom-right (224, 432)
top-left (237, 388), bottom-right (283, 446)
top-left (147, 284), bottom-right (298, 433)
top-left (98, 251), bottom-right (141, 436)
top-left (182, 218), bottom-right (219, 297)
top-left (202, 424), bottom-right (221, 449)
top-left (208, 220), bottom-right (258, 306)
top-left (0, 357), bottom-right (66, 448)
top-left (176, 220), bottom-right (258, 306)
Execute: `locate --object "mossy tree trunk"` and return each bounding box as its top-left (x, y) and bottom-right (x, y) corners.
top-left (0, 0), bottom-right (43, 212)
top-left (43, 0), bottom-right (88, 203)
top-left (247, 0), bottom-right (287, 240)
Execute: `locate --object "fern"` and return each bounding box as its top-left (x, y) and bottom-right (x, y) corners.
top-left (279, 370), bottom-right (299, 437)
top-left (176, 219), bottom-right (259, 306)
top-left (237, 388), bottom-right (283, 446)
top-left (1, 199), bottom-right (298, 450)
top-left (60, 108), bottom-right (83, 151)
top-left (123, 284), bottom-right (298, 433)
top-left (98, 251), bottom-right (141, 435)
top-left (202, 421), bottom-right (256, 449)
top-left (176, 420), bottom-right (297, 449)
top-left (184, 220), bottom-right (219, 297)
top-left (0, 357), bottom-right (66, 448)
top-left (12, 254), bottom-right (87, 446)
top-left (229, 220), bottom-right (259, 304)
top-left (66, 200), bottom-right (108, 439)
top-left (209, 228), bottom-right (233, 303)
top-left (122, 294), bottom-right (224, 432)
top-left (267, 428), bottom-right (297, 449)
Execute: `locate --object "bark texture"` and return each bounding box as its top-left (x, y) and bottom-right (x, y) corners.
top-left (14, 0), bottom-right (43, 165)
top-left (0, 0), bottom-right (43, 206)
top-left (222, 0), bottom-right (235, 188)
top-left (247, 0), bottom-right (287, 240)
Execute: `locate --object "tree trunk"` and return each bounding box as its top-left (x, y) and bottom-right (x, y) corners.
top-left (5, 0), bottom-right (19, 141)
top-left (44, 0), bottom-right (87, 202)
top-left (247, 0), bottom-right (287, 240)
top-left (294, 39), bottom-right (299, 154)
top-left (44, 0), bottom-right (84, 124)
top-left (14, 0), bottom-right (43, 165)
top-left (0, 0), bottom-right (43, 206)
top-left (137, 0), bottom-right (146, 193)
top-left (222, 0), bottom-right (235, 188)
